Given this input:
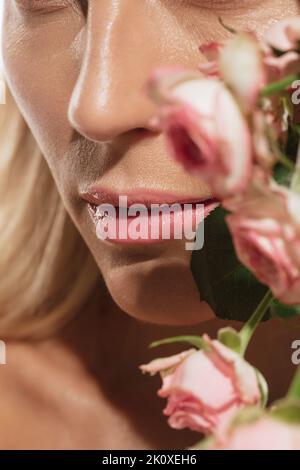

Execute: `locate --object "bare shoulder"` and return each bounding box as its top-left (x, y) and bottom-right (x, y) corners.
top-left (0, 352), bottom-right (20, 448)
top-left (0, 341), bottom-right (41, 449)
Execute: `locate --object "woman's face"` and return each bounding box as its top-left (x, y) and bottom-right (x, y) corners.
top-left (2, 0), bottom-right (299, 325)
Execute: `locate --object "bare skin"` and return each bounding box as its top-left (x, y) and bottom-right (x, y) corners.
top-left (0, 0), bottom-right (300, 449)
top-left (0, 298), bottom-right (298, 449)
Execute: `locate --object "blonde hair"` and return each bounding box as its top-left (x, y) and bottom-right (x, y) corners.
top-left (0, 85), bottom-right (101, 340)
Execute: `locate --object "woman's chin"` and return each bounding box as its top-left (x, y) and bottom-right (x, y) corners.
top-left (103, 257), bottom-right (215, 326)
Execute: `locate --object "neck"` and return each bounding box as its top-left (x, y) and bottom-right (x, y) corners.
top-left (39, 281), bottom-right (240, 384)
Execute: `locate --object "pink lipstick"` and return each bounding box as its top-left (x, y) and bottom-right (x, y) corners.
top-left (81, 188), bottom-right (219, 245)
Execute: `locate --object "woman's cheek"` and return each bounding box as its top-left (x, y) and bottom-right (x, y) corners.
top-left (2, 9), bottom-right (84, 162)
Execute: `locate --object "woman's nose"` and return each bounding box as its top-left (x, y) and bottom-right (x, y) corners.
top-left (68, 1), bottom-right (161, 143)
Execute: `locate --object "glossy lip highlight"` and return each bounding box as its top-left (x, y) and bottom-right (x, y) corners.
top-left (80, 187), bottom-right (217, 207)
top-left (81, 187), bottom-right (219, 245)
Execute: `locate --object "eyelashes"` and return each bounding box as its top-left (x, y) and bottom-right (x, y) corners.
top-left (186, 0), bottom-right (262, 9)
top-left (14, 0), bottom-right (86, 14)
top-left (15, 0), bottom-right (67, 11)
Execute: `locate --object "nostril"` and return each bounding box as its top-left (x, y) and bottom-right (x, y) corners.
top-left (132, 127), bottom-right (155, 141)
top-left (79, 0), bottom-right (89, 17)
top-left (69, 97), bottom-right (161, 142)
top-left (135, 127), bottom-right (153, 136)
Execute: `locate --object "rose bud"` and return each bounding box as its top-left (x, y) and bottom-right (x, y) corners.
top-left (140, 334), bottom-right (264, 436)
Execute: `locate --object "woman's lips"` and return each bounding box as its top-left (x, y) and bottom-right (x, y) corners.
top-left (81, 187), bottom-right (216, 207)
top-left (81, 188), bottom-right (219, 245)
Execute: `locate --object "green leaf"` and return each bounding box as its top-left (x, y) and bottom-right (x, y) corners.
top-left (239, 290), bottom-right (274, 356)
top-left (270, 299), bottom-right (300, 319)
top-left (273, 162), bottom-right (293, 187)
top-left (292, 123), bottom-right (300, 137)
top-left (218, 16), bottom-right (237, 35)
top-left (288, 366), bottom-right (300, 399)
top-left (217, 327), bottom-right (242, 354)
top-left (231, 406), bottom-right (264, 428)
top-left (191, 207), bottom-right (269, 322)
top-left (255, 369), bottom-right (269, 407)
top-left (260, 74), bottom-right (300, 97)
top-left (287, 124), bottom-right (300, 162)
top-left (188, 436), bottom-right (215, 450)
top-left (149, 335), bottom-right (206, 350)
top-left (270, 399), bottom-right (300, 425)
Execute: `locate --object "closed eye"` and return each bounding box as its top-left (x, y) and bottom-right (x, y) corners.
top-left (14, 0), bottom-right (88, 16)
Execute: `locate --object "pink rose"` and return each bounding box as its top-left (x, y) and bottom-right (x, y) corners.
top-left (199, 34), bottom-right (266, 113)
top-left (140, 335), bottom-right (262, 436)
top-left (261, 95), bottom-right (290, 142)
top-left (264, 51), bottom-right (300, 80)
top-left (209, 412), bottom-right (300, 450)
top-left (198, 42), bottom-right (222, 77)
top-left (265, 16), bottom-right (300, 53)
top-left (225, 174), bottom-right (300, 305)
top-left (219, 33), bottom-right (266, 113)
top-left (252, 111), bottom-right (278, 170)
top-left (146, 68), bottom-right (252, 199)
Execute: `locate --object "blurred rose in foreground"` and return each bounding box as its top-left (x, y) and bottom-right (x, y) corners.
top-left (146, 69), bottom-right (252, 199)
top-left (218, 33), bottom-right (266, 113)
top-left (265, 16), bottom-right (300, 53)
top-left (199, 33), bottom-right (266, 114)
